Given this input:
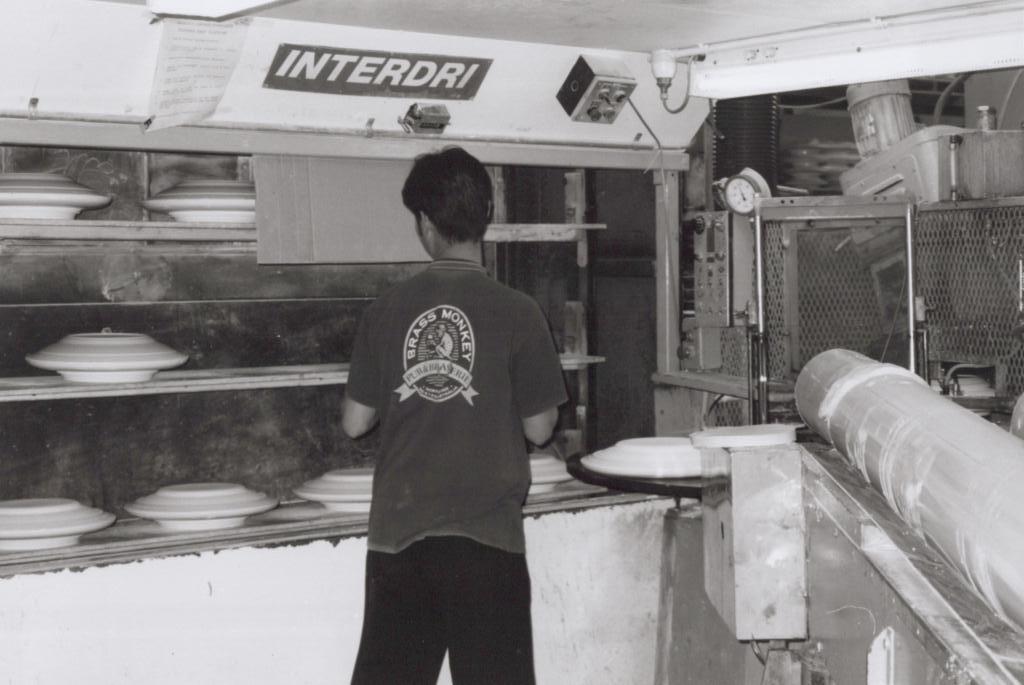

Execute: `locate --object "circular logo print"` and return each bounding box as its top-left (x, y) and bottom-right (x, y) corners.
top-left (395, 305), bottom-right (478, 405)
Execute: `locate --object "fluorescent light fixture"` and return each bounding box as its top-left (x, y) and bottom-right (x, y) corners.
top-left (146, 0), bottom-right (292, 19)
top-left (676, 4), bottom-right (1024, 99)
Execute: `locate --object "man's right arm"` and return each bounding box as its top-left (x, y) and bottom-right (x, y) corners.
top-left (522, 406), bottom-right (558, 446)
top-left (342, 396), bottom-right (379, 438)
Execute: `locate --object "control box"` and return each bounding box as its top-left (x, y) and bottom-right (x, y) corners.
top-left (556, 55), bottom-right (636, 124)
top-left (692, 211), bottom-right (732, 327)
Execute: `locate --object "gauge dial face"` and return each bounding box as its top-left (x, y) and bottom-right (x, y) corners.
top-left (724, 176), bottom-right (757, 215)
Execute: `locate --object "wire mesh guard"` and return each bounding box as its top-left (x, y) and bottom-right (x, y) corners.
top-left (714, 199), bottom-right (1024, 422)
top-left (917, 203), bottom-right (1024, 394)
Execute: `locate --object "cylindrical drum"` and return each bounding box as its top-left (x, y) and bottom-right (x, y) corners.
top-left (796, 349), bottom-right (1024, 630)
top-left (846, 79), bottom-right (917, 158)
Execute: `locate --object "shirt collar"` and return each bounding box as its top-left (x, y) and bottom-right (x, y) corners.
top-left (428, 258), bottom-right (487, 274)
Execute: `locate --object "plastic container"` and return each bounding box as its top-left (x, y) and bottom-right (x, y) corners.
top-left (846, 80), bottom-right (917, 158)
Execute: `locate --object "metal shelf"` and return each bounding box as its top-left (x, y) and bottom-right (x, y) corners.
top-left (0, 354), bottom-right (603, 402)
top-left (0, 219), bottom-right (604, 244)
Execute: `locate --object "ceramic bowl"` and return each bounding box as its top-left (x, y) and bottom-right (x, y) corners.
top-left (0, 498), bottom-right (115, 551)
top-left (581, 436), bottom-right (702, 478)
top-left (293, 468), bottom-right (374, 512)
top-left (125, 483), bottom-right (277, 531)
top-left (26, 330), bottom-right (188, 383)
top-left (529, 455), bottom-right (571, 494)
top-left (0, 172), bottom-right (111, 219)
top-left (143, 179), bottom-right (256, 223)
top-left (690, 424), bottom-right (798, 449)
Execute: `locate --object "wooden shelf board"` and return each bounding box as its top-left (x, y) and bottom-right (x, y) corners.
top-left (0, 364), bottom-right (350, 402)
top-left (0, 356), bottom-right (600, 402)
top-left (0, 218), bottom-right (255, 242)
top-left (483, 223), bottom-right (605, 242)
top-left (0, 220), bottom-right (604, 244)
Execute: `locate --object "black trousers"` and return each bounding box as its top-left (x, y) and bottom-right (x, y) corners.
top-left (351, 536), bottom-right (536, 685)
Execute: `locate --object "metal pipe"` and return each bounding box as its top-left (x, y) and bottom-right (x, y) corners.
top-left (753, 199), bottom-right (769, 423)
top-left (796, 349), bottom-right (1024, 631)
top-left (905, 203), bottom-right (916, 374)
top-left (949, 135), bottom-right (961, 202)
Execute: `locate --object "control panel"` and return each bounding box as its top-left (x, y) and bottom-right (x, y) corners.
top-left (692, 211), bottom-right (732, 327)
top-left (556, 55), bottom-right (636, 124)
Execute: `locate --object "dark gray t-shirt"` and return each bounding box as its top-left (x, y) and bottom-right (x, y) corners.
top-left (346, 258), bottom-right (567, 553)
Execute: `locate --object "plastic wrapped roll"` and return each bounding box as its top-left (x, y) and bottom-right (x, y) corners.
top-left (796, 349), bottom-right (1024, 630)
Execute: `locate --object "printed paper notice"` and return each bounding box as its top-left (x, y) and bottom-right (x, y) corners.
top-left (146, 18), bottom-right (250, 131)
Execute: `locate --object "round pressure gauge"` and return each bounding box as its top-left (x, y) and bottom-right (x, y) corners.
top-left (723, 168), bottom-right (771, 215)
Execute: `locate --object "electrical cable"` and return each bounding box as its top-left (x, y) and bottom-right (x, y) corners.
top-left (998, 68), bottom-right (1024, 128)
top-left (627, 96), bottom-right (680, 373)
top-left (660, 59), bottom-right (693, 114)
top-left (933, 73), bottom-right (969, 125)
top-left (779, 95), bottom-right (848, 110)
top-left (879, 257), bottom-right (908, 364)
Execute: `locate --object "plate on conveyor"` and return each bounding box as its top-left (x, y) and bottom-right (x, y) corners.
top-left (529, 454), bottom-right (572, 494)
top-left (125, 483), bottom-right (277, 531)
top-left (689, 424), bottom-right (798, 449)
top-left (0, 172), bottom-right (111, 219)
top-left (293, 468), bottom-right (374, 513)
top-left (0, 498), bottom-right (115, 551)
top-left (580, 437), bottom-right (702, 478)
top-left (143, 179), bottom-right (256, 223)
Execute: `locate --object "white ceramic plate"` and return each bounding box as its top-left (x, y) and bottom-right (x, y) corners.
top-left (144, 180), bottom-right (255, 223)
top-left (529, 455), bottom-right (572, 494)
top-left (581, 444), bottom-right (702, 478)
top-left (690, 424), bottom-right (798, 449)
top-left (0, 172), bottom-right (111, 219)
top-left (293, 468), bottom-right (374, 507)
top-left (26, 331), bottom-right (188, 383)
top-left (125, 483), bottom-right (277, 531)
top-left (0, 498), bottom-right (115, 551)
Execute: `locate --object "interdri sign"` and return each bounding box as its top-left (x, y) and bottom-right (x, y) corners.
top-left (263, 44), bottom-right (492, 100)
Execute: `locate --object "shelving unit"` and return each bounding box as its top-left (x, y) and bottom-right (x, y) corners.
top-left (0, 219), bottom-right (604, 244)
top-left (0, 354), bottom-right (603, 403)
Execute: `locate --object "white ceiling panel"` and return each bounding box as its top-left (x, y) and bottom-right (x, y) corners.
top-left (105, 0), bottom-right (983, 53)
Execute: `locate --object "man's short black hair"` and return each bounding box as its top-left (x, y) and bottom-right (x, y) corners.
top-left (402, 147), bottom-right (493, 243)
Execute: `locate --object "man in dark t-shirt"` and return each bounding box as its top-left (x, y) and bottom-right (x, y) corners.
top-left (344, 147), bottom-right (567, 685)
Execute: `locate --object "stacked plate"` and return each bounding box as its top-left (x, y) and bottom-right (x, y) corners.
top-left (143, 179), bottom-right (256, 223)
top-left (293, 468), bottom-right (374, 513)
top-left (125, 483), bottom-right (277, 531)
top-left (26, 330), bottom-right (188, 383)
top-left (690, 424), bottom-right (798, 449)
top-left (0, 498), bottom-right (115, 551)
top-left (0, 172), bottom-right (111, 219)
top-left (780, 140), bottom-right (860, 195)
top-left (529, 454), bottom-right (572, 494)
top-left (581, 437), bottom-right (701, 478)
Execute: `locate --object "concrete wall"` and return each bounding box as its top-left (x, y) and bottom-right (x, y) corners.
top-left (0, 499), bottom-right (670, 685)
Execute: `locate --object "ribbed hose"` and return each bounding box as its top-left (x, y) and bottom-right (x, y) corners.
top-left (712, 95), bottom-right (780, 191)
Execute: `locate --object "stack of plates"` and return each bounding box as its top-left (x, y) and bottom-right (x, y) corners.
top-left (125, 483), bottom-right (277, 531)
top-left (529, 455), bottom-right (571, 494)
top-left (26, 330), bottom-right (188, 383)
top-left (0, 172), bottom-right (111, 219)
top-left (0, 498), bottom-right (115, 551)
top-left (690, 424), bottom-right (798, 449)
top-left (293, 468), bottom-right (374, 513)
top-left (143, 179), bottom-right (256, 223)
top-left (580, 437), bottom-right (701, 478)
top-left (780, 140), bottom-right (860, 195)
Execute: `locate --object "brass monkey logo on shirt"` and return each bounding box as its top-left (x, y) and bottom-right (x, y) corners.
top-left (396, 306), bottom-right (478, 405)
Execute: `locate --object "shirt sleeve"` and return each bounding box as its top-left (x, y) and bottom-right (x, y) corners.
top-left (510, 299), bottom-right (569, 418)
top-left (346, 302), bottom-right (382, 409)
